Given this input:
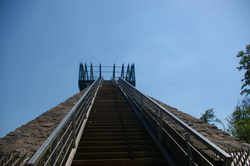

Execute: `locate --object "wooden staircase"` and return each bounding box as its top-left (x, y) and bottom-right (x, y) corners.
top-left (72, 81), bottom-right (168, 166)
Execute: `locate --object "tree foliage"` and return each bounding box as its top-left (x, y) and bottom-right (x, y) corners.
top-left (200, 109), bottom-right (223, 126)
top-left (237, 44), bottom-right (250, 96)
top-left (226, 98), bottom-right (250, 143)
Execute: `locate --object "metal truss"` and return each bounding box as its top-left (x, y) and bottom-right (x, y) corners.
top-left (78, 63), bottom-right (136, 91)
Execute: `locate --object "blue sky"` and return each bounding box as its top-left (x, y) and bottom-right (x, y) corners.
top-left (0, 0), bottom-right (249, 138)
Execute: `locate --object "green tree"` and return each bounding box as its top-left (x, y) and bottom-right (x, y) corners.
top-left (237, 44), bottom-right (250, 96)
top-left (226, 98), bottom-right (250, 143)
top-left (200, 108), bottom-right (223, 125)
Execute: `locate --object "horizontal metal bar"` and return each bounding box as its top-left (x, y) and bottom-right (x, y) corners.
top-left (117, 77), bottom-right (231, 162)
top-left (27, 77), bottom-right (102, 165)
top-left (93, 71), bottom-right (124, 73)
top-left (91, 66), bottom-right (125, 68)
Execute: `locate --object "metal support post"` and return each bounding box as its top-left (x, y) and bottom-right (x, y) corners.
top-left (99, 64), bottom-right (102, 78)
top-left (186, 134), bottom-right (194, 166)
top-left (121, 63), bottom-right (124, 79)
top-left (139, 94), bottom-right (144, 117)
top-left (157, 109), bottom-right (163, 146)
top-left (113, 64), bottom-right (115, 78)
top-left (51, 138), bottom-right (58, 165)
top-left (72, 113), bottom-right (76, 148)
top-left (85, 63), bottom-right (89, 80)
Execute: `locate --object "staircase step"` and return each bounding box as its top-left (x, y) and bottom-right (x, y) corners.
top-left (72, 81), bottom-right (168, 165)
top-left (79, 140), bottom-right (155, 146)
top-left (83, 128), bottom-right (146, 133)
top-left (87, 118), bottom-right (136, 121)
top-left (80, 136), bottom-right (154, 142)
top-left (85, 124), bottom-right (144, 127)
top-left (74, 151), bottom-right (163, 160)
top-left (72, 158), bottom-right (167, 166)
top-left (76, 145), bottom-right (160, 153)
top-left (81, 132), bottom-right (149, 137)
top-left (85, 124), bottom-right (144, 128)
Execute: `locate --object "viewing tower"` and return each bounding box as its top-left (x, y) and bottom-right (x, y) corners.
top-left (1, 63), bottom-right (250, 166)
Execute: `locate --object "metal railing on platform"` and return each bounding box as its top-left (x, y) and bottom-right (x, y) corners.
top-left (116, 78), bottom-right (232, 166)
top-left (27, 77), bottom-right (102, 166)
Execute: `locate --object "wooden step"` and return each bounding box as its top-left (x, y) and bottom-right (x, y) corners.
top-left (74, 151), bottom-right (163, 160)
top-left (81, 132), bottom-right (150, 137)
top-left (72, 158), bottom-right (167, 166)
top-left (76, 145), bottom-right (160, 153)
top-left (72, 81), bottom-right (168, 166)
top-left (80, 136), bottom-right (154, 142)
top-left (78, 140), bottom-right (155, 147)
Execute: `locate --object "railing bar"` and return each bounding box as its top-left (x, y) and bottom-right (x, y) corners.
top-left (75, 112), bottom-right (85, 134)
top-left (27, 77), bottom-right (101, 165)
top-left (118, 77), bottom-right (231, 159)
top-left (75, 108), bottom-right (86, 126)
top-left (186, 141), bottom-right (213, 166)
top-left (49, 120), bottom-right (73, 161)
top-left (75, 99), bottom-right (92, 130)
top-left (59, 121), bottom-right (73, 143)
top-left (74, 103), bottom-right (83, 118)
top-left (117, 77), bottom-right (233, 165)
top-left (118, 81), bottom-right (176, 166)
top-left (144, 109), bottom-right (157, 126)
top-left (72, 112), bottom-right (76, 148)
top-left (44, 122), bottom-right (72, 166)
top-left (141, 109), bottom-right (157, 131)
top-left (53, 130), bottom-right (73, 166)
top-left (144, 105), bottom-right (158, 119)
top-left (75, 108), bottom-right (85, 128)
top-left (59, 139), bottom-right (73, 166)
top-left (161, 128), bottom-right (188, 163)
top-left (44, 151), bottom-right (52, 166)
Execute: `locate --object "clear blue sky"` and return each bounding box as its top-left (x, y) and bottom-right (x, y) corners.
top-left (0, 0), bottom-right (249, 138)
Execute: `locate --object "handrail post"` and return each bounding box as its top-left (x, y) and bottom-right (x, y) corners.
top-left (186, 134), bottom-right (194, 166)
top-left (51, 137), bottom-right (58, 165)
top-left (158, 110), bottom-right (163, 146)
top-left (72, 113), bottom-right (76, 148)
top-left (223, 156), bottom-right (232, 166)
top-left (139, 94), bottom-right (143, 117)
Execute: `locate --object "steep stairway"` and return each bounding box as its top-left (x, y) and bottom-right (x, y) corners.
top-left (72, 81), bottom-right (168, 166)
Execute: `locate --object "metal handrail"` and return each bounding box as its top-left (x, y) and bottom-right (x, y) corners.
top-left (27, 77), bottom-right (102, 166)
top-left (116, 78), bottom-right (232, 166)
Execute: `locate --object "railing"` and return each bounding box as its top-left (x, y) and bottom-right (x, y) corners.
top-left (27, 77), bottom-right (102, 166)
top-left (228, 148), bottom-right (250, 166)
top-left (0, 151), bottom-right (27, 166)
top-left (116, 78), bottom-right (232, 166)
